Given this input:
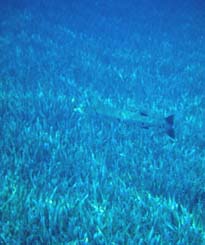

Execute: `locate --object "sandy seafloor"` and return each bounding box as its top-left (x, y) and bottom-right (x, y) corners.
top-left (0, 0), bottom-right (205, 244)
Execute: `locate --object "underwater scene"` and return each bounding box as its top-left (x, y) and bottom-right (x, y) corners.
top-left (0, 0), bottom-right (205, 244)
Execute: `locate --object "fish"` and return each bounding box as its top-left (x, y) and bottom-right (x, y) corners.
top-left (74, 87), bottom-right (175, 139)
top-left (89, 99), bottom-right (175, 139)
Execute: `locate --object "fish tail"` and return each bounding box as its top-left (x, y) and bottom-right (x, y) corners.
top-left (164, 115), bottom-right (175, 139)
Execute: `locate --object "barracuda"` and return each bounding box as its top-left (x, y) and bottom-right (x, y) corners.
top-left (92, 101), bottom-right (175, 139)
top-left (73, 86), bottom-right (175, 139)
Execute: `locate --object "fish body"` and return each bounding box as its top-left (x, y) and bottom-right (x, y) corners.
top-left (90, 100), bottom-right (175, 139)
top-left (74, 88), bottom-right (175, 139)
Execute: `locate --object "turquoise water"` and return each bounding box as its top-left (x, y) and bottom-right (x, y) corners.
top-left (0, 1), bottom-right (205, 244)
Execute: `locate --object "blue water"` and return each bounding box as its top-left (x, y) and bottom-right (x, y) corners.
top-left (0, 0), bottom-right (205, 244)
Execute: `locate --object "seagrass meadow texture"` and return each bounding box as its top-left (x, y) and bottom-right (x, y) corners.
top-left (0, 1), bottom-right (205, 244)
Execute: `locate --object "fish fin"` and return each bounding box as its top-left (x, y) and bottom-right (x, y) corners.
top-left (166, 128), bottom-right (175, 139)
top-left (140, 111), bottom-right (149, 117)
top-left (164, 115), bottom-right (175, 139)
top-left (141, 125), bottom-right (149, 129)
top-left (165, 115), bottom-right (174, 127)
